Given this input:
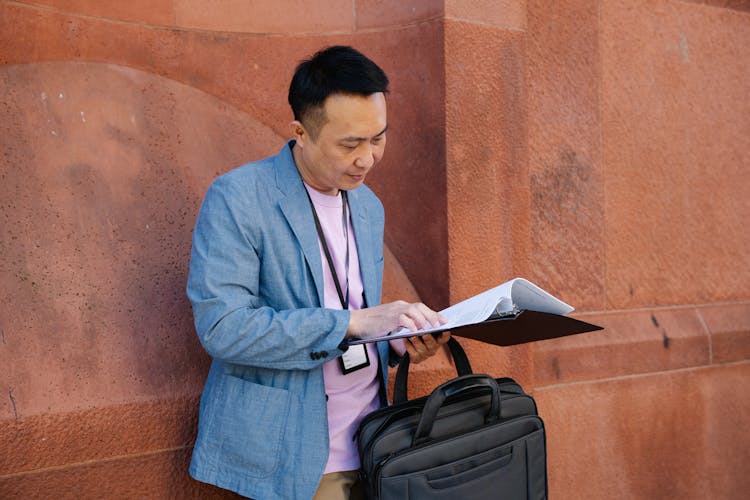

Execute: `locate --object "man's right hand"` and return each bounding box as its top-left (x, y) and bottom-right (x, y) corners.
top-left (346, 301), bottom-right (447, 340)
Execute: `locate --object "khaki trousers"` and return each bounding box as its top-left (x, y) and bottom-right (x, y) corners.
top-left (312, 470), bottom-right (365, 500)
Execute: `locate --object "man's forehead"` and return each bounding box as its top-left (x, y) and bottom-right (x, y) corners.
top-left (320, 92), bottom-right (387, 136)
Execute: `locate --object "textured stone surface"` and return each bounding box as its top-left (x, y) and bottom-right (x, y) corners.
top-left (174, 0), bottom-right (354, 33)
top-left (533, 309), bottom-right (710, 386)
top-left (445, 21), bottom-right (529, 295)
top-left (535, 363), bottom-right (750, 499)
top-left (0, 398), bottom-right (199, 476)
top-left (0, 446), bottom-right (242, 499)
top-left (16, 0), bottom-right (175, 25)
top-left (0, 397), bottom-right (242, 497)
top-left (0, 61), bottom-right (282, 419)
top-left (445, 0), bottom-right (527, 29)
top-left (681, 0), bottom-right (750, 13)
top-left (601, 0), bottom-right (750, 308)
top-left (526, 0), bottom-right (605, 311)
top-left (355, 0), bottom-right (443, 30)
top-left (381, 244), bottom-right (421, 304)
top-left (699, 303), bottom-right (750, 363)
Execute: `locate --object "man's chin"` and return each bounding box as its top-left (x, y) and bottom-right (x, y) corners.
top-left (343, 175), bottom-right (366, 189)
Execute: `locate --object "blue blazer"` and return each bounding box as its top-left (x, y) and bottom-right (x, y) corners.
top-left (187, 142), bottom-right (391, 499)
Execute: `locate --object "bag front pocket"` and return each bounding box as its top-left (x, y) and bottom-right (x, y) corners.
top-left (426, 445), bottom-right (515, 489)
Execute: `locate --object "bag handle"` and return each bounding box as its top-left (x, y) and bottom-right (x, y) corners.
top-left (412, 374), bottom-right (502, 446)
top-left (393, 337), bottom-right (472, 404)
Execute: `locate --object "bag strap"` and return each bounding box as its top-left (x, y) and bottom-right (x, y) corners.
top-left (393, 337), bottom-right (472, 404)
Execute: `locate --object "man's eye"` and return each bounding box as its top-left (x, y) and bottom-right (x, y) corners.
top-left (342, 144), bottom-right (358, 150)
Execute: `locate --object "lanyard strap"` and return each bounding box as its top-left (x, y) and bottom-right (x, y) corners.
top-left (305, 189), bottom-right (350, 310)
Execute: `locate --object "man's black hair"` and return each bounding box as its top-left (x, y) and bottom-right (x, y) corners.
top-left (288, 45), bottom-right (389, 138)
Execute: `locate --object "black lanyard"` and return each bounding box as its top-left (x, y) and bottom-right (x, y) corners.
top-left (305, 189), bottom-right (350, 310)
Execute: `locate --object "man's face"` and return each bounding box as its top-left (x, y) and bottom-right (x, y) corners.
top-left (291, 92), bottom-right (387, 195)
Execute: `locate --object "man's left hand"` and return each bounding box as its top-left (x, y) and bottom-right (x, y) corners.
top-left (405, 331), bottom-right (451, 364)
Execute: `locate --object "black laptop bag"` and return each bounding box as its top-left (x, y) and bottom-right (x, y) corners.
top-left (356, 338), bottom-right (547, 499)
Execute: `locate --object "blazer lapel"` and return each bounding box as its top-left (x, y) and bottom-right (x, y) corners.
top-left (348, 189), bottom-right (378, 308)
top-left (275, 143), bottom-right (325, 307)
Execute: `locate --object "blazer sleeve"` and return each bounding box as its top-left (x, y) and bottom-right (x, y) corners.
top-left (186, 176), bottom-right (350, 370)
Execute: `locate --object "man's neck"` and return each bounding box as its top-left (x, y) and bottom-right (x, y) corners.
top-left (291, 142), bottom-right (339, 196)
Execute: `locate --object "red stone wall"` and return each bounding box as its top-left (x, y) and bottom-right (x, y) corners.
top-left (1, 1), bottom-right (748, 498)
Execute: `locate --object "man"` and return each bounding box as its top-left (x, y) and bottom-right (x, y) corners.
top-left (187, 45), bottom-right (450, 499)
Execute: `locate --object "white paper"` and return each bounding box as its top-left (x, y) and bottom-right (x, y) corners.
top-left (348, 278), bottom-right (574, 345)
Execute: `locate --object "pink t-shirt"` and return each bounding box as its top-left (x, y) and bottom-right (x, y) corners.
top-left (304, 184), bottom-right (381, 474)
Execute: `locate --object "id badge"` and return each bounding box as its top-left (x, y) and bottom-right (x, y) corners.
top-left (340, 343), bottom-right (370, 374)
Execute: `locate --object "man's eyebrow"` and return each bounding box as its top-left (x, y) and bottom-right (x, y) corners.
top-left (341, 125), bottom-right (388, 142)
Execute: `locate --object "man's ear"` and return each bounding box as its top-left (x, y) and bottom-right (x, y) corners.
top-left (289, 120), bottom-right (306, 148)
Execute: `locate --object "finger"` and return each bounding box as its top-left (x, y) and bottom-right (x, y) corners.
top-left (406, 305), bottom-right (435, 332)
top-left (415, 303), bottom-right (446, 329)
top-left (398, 314), bottom-right (419, 333)
top-left (399, 303), bottom-right (431, 332)
top-left (410, 337), bottom-right (433, 360)
top-left (420, 332), bottom-right (438, 350)
top-left (404, 338), bottom-right (423, 362)
top-left (437, 332), bottom-right (451, 344)
top-left (423, 337), bottom-right (441, 357)
top-left (407, 335), bottom-right (427, 353)
top-left (404, 338), bottom-right (417, 355)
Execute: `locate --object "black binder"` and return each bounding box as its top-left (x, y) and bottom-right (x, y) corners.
top-left (447, 309), bottom-right (602, 346)
top-left (346, 310), bottom-right (602, 347)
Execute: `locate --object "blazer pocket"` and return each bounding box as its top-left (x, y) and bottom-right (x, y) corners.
top-left (207, 375), bottom-right (291, 478)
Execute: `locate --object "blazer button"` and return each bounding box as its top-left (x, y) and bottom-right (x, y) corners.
top-left (321, 351), bottom-right (329, 358)
top-left (310, 352), bottom-right (318, 360)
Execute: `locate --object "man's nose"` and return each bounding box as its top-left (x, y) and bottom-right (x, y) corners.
top-left (354, 144), bottom-right (375, 169)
